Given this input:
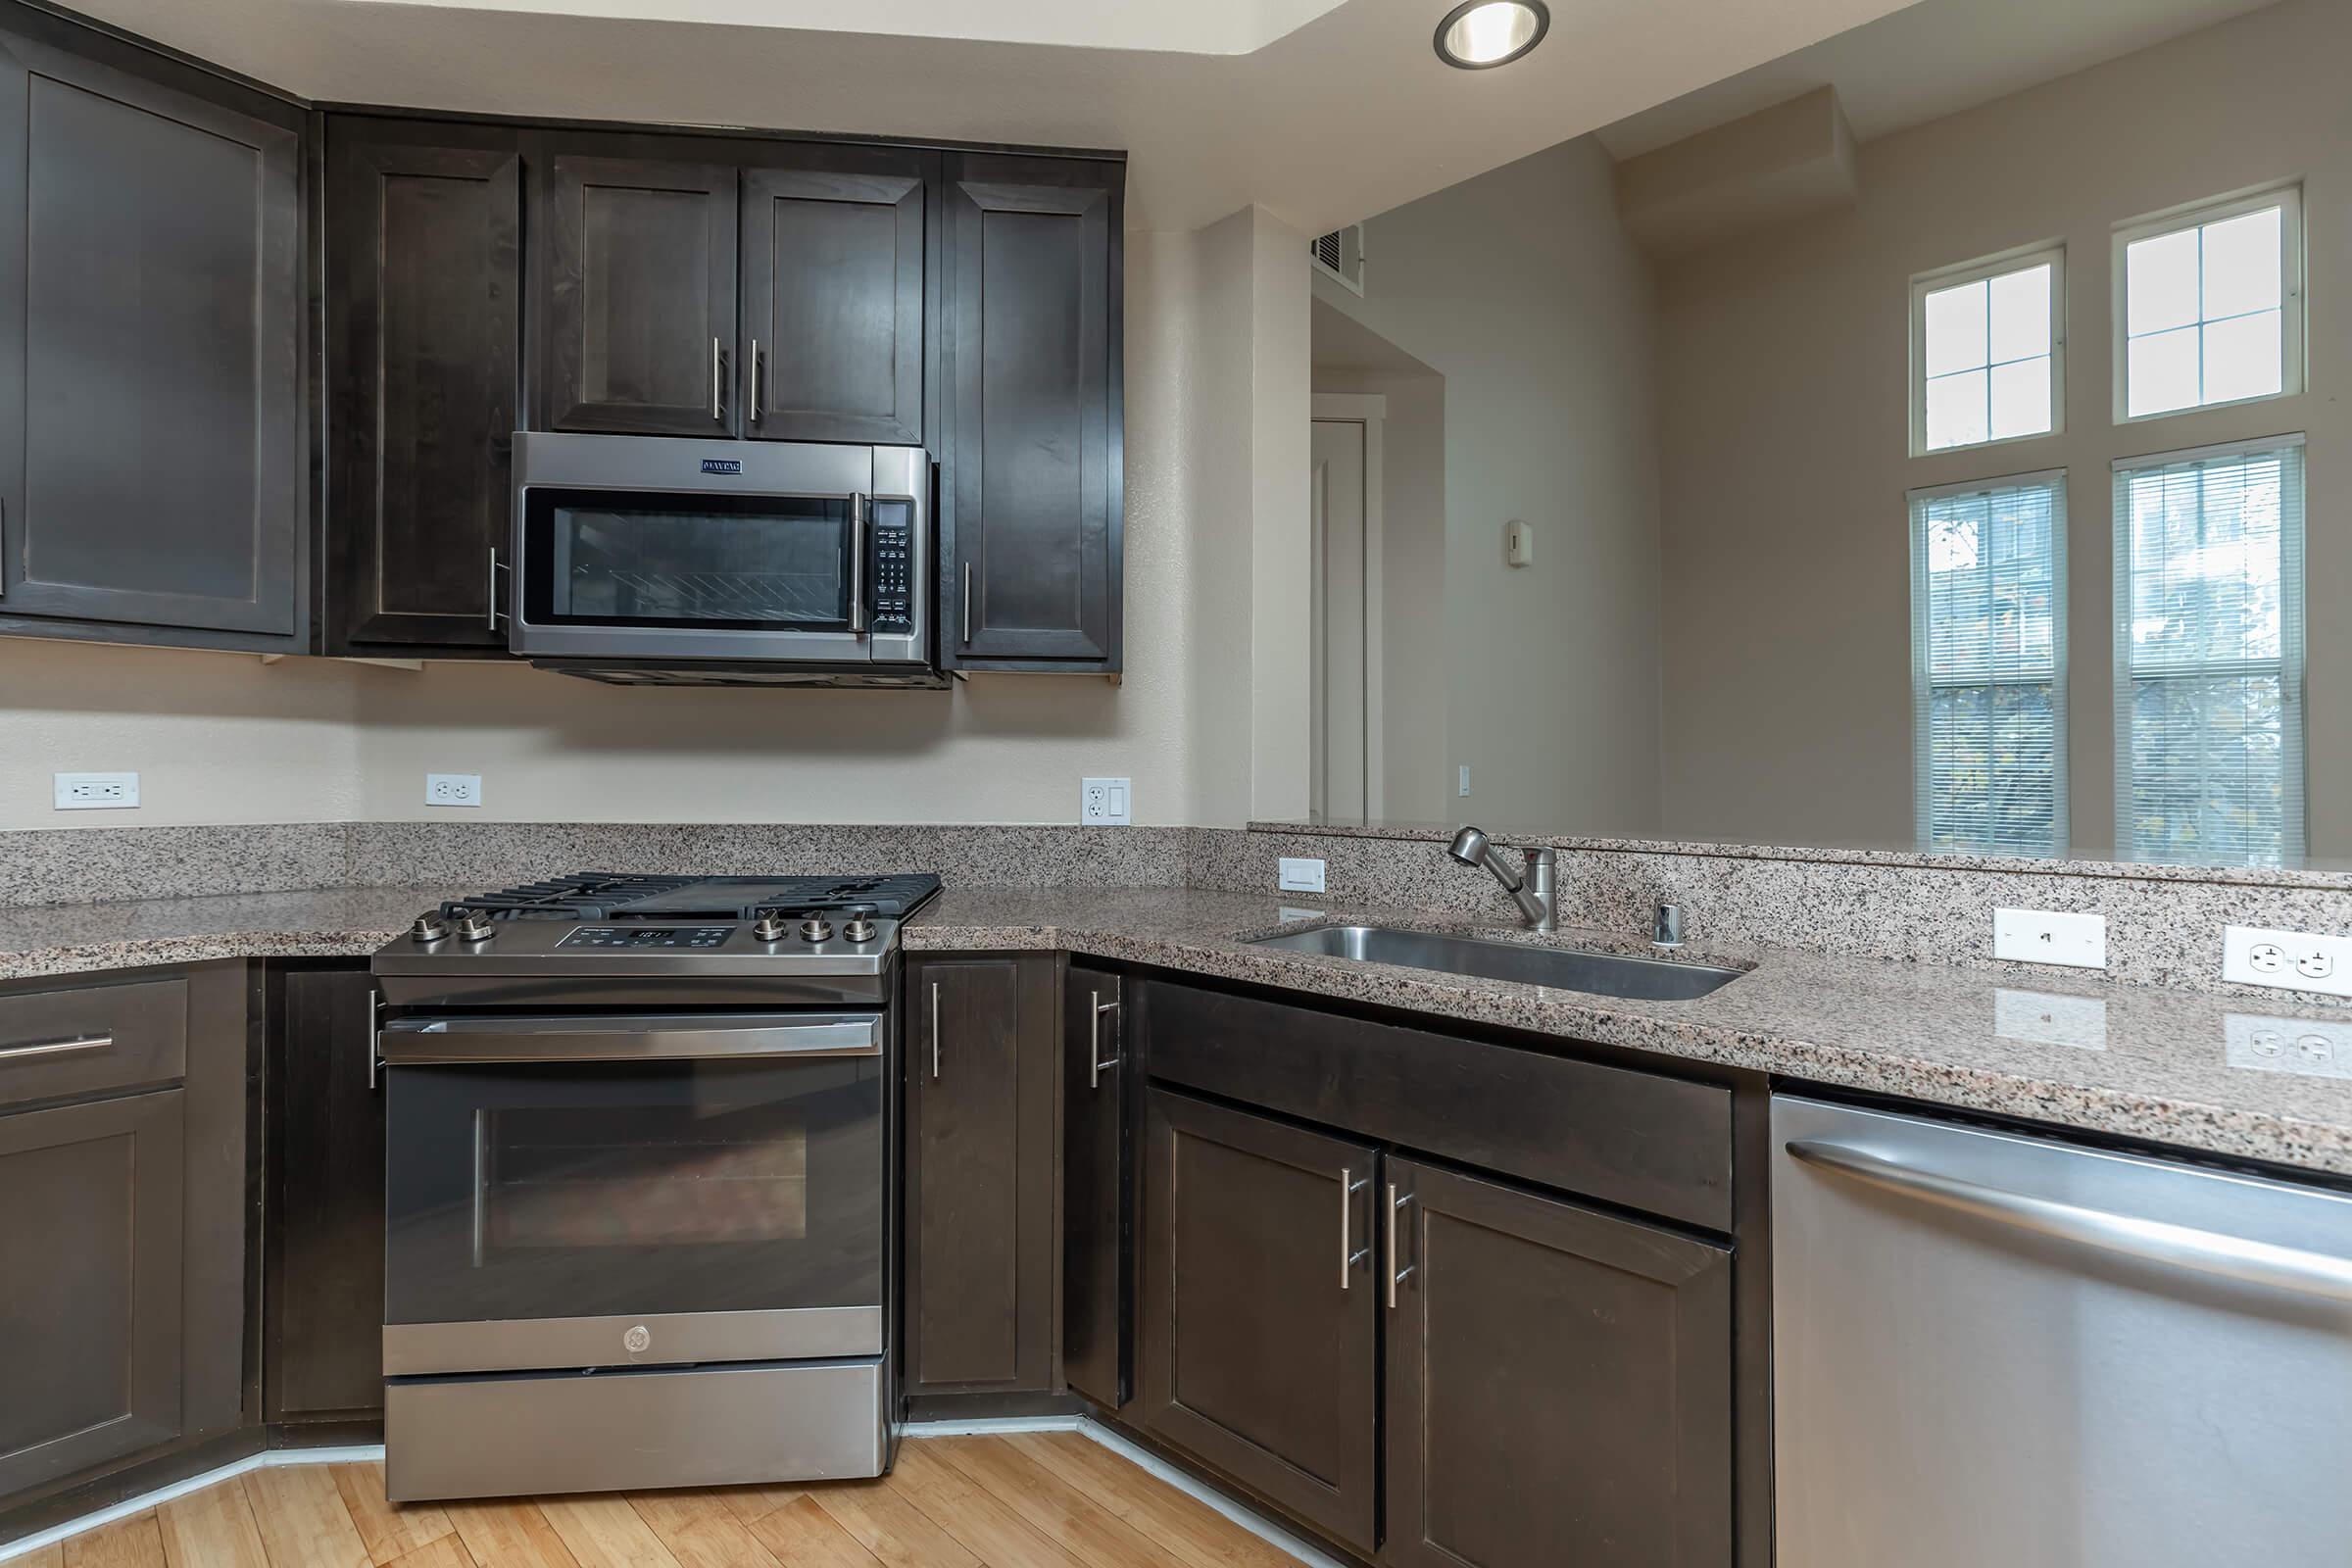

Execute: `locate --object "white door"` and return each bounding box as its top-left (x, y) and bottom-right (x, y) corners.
top-left (1311, 418), bottom-right (1368, 820)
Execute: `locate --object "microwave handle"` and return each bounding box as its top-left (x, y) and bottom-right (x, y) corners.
top-left (849, 493), bottom-right (867, 635)
top-left (377, 1013), bottom-right (882, 1064)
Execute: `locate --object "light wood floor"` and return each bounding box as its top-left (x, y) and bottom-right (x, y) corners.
top-left (14, 1432), bottom-right (1306, 1568)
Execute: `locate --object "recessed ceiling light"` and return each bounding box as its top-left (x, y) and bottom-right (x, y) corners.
top-left (1433, 0), bottom-right (1549, 70)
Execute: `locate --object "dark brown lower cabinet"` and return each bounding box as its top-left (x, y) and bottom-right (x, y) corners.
top-left (1140, 1088), bottom-right (1380, 1555)
top-left (265, 968), bottom-right (386, 1425)
top-left (1061, 962), bottom-right (1126, 1409)
top-left (0, 1090), bottom-right (185, 1497)
top-left (1384, 1157), bottom-right (1734, 1568)
top-left (904, 955), bottom-right (1058, 1397)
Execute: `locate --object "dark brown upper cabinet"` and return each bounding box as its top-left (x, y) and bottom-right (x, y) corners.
top-left (0, 11), bottom-right (304, 653)
top-left (943, 152), bottom-right (1123, 672)
top-left (740, 145), bottom-right (934, 446)
top-left (538, 147), bottom-right (739, 436)
top-left (323, 118), bottom-right (520, 656)
top-left (1139, 1088), bottom-right (1380, 1555)
top-left (904, 955), bottom-right (1058, 1399)
top-left (1384, 1156), bottom-right (1735, 1568)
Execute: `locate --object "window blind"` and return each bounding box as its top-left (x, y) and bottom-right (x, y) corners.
top-left (2113, 437), bottom-right (2306, 866)
top-left (1910, 472), bottom-right (2069, 857)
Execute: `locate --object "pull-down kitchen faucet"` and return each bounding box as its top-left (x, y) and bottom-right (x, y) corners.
top-left (1446, 826), bottom-right (1556, 932)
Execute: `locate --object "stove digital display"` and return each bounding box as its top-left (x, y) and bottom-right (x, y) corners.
top-left (556, 925), bottom-right (735, 950)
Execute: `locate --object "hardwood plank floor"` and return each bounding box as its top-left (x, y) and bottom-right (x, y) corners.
top-left (23, 1437), bottom-right (1302, 1568)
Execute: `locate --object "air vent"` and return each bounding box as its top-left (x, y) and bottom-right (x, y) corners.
top-left (1309, 224), bottom-right (1366, 295)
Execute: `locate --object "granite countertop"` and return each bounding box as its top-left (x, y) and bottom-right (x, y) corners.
top-left (4, 883), bottom-right (2348, 1178)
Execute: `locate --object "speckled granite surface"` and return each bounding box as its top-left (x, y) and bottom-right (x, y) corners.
top-left (5, 880), bottom-right (2348, 1177)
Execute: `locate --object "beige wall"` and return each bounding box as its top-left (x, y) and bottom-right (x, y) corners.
top-left (1656, 0), bottom-right (2352, 857)
top-left (1316, 135), bottom-right (1665, 833)
top-left (0, 209), bottom-right (1311, 832)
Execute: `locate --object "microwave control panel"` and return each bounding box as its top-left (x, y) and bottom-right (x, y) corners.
top-left (870, 498), bottom-right (916, 636)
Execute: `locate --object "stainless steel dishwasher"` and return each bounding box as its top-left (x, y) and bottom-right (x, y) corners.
top-left (1772, 1096), bottom-right (2352, 1567)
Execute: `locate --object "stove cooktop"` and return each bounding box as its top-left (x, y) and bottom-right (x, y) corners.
top-left (434, 872), bottom-right (942, 923)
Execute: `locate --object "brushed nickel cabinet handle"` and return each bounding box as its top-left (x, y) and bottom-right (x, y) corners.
top-left (711, 337), bottom-right (724, 422)
top-left (961, 562), bottom-right (973, 648)
top-left (1089, 993), bottom-right (1121, 1089)
top-left (485, 547), bottom-right (505, 630)
top-left (750, 339), bottom-right (761, 423)
top-left (368, 989), bottom-right (381, 1091)
top-left (1341, 1166), bottom-right (1354, 1291)
top-left (929, 980), bottom-right (942, 1080)
top-left (0, 1033), bottom-right (114, 1062)
top-left (1388, 1183), bottom-right (1415, 1308)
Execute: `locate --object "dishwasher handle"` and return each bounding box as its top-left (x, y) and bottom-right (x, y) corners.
top-left (378, 1012), bottom-right (882, 1064)
top-left (1787, 1138), bottom-right (2352, 1306)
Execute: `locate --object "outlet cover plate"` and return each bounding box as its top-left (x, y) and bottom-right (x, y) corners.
top-left (1278, 857), bottom-right (1327, 893)
top-left (425, 773), bottom-right (483, 808)
top-left (2223, 924), bottom-right (2352, 999)
top-left (1081, 778), bottom-right (1131, 825)
top-left (1993, 907), bottom-right (2108, 968)
top-left (54, 771), bottom-right (138, 809)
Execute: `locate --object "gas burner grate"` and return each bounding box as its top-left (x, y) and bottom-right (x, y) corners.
top-left (441, 871), bottom-right (942, 923)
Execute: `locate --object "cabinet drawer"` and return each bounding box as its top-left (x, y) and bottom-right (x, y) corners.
top-left (1139, 980), bottom-right (1733, 1232)
top-left (0, 978), bottom-right (189, 1111)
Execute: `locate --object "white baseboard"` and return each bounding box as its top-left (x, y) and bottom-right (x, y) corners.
top-left (0, 1445), bottom-right (385, 1564)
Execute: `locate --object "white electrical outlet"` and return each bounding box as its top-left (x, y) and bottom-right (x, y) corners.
top-left (1278, 857), bottom-right (1327, 893)
top-left (1994, 988), bottom-right (2108, 1050)
top-left (425, 773), bottom-right (483, 808)
top-left (2223, 925), bottom-right (2352, 999)
top-left (53, 771), bottom-right (139, 810)
top-left (2226, 1013), bottom-right (2352, 1079)
top-left (1081, 777), bottom-right (1131, 825)
top-left (1992, 907), bottom-right (2108, 968)
top-left (1457, 764), bottom-right (1471, 799)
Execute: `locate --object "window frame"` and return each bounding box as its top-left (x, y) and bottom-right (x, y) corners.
top-left (2110, 432), bottom-right (2307, 867)
top-left (2110, 182), bottom-right (2306, 424)
top-left (1908, 241), bottom-right (2068, 459)
top-left (1908, 466), bottom-right (2072, 858)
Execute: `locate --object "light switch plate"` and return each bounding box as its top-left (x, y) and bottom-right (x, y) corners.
top-left (1278, 857), bottom-right (1327, 893)
top-left (1993, 907), bottom-right (2108, 968)
top-left (2223, 924), bottom-right (2352, 999)
top-left (2225, 1013), bottom-right (2352, 1079)
top-left (1081, 778), bottom-right (1132, 825)
top-left (1994, 988), bottom-right (2108, 1050)
top-left (54, 771), bottom-right (139, 809)
top-left (425, 773), bottom-right (482, 808)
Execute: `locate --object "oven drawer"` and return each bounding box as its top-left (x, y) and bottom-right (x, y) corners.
top-left (0, 976), bottom-right (187, 1111)
top-left (385, 1356), bottom-right (888, 1501)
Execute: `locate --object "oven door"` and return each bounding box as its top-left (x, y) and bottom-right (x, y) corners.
top-left (378, 1012), bottom-right (885, 1377)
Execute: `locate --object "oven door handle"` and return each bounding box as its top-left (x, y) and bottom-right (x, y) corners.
top-left (376, 1012), bottom-right (882, 1063)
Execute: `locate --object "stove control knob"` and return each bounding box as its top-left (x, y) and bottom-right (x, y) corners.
top-left (801, 916), bottom-right (836, 944)
top-left (842, 913), bottom-right (878, 944)
top-left (410, 912), bottom-right (451, 944)
top-left (752, 912), bottom-right (790, 943)
top-left (453, 909), bottom-right (495, 943)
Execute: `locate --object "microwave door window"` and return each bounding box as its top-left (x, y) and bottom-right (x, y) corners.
top-left (530, 491), bottom-right (855, 631)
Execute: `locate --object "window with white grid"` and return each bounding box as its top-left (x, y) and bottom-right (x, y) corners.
top-left (2116, 186), bottom-right (2304, 420)
top-left (1910, 471), bottom-right (2069, 857)
top-left (2114, 437), bottom-right (2305, 866)
top-left (1911, 246), bottom-right (2064, 456)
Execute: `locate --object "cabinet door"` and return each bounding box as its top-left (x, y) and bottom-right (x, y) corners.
top-left (266, 969), bottom-right (387, 1424)
top-left (905, 956), bottom-right (1057, 1396)
top-left (540, 151), bottom-right (737, 435)
top-left (0, 1090), bottom-right (185, 1498)
top-left (1384, 1157), bottom-right (1734, 1568)
top-left (1061, 962), bottom-right (1126, 1409)
top-left (0, 24), bottom-right (302, 644)
top-left (943, 153), bottom-right (1121, 669)
top-left (1140, 1088), bottom-right (1379, 1553)
top-left (324, 119), bottom-right (519, 655)
top-left (740, 147), bottom-right (930, 445)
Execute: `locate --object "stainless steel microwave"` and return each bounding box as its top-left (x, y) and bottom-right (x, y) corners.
top-left (503, 432), bottom-right (937, 686)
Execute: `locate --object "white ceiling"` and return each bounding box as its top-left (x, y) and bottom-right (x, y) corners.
top-left (70, 0), bottom-right (1915, 232)
top-left (1595, 0), bottom-right (2284, 160)
top-left (365, 0), bottom-right (1357, 55)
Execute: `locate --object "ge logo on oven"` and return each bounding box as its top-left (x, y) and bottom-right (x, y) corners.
top-left (622, 1324), bottom-right (653, 1353)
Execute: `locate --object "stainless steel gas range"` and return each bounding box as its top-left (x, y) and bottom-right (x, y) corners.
top-left (369, 872), bottom-right (940, 1502)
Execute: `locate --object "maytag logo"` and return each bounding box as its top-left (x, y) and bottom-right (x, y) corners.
top-left (700, 458), bottom-right (743, 475)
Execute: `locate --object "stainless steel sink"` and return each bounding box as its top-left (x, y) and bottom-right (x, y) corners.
top-left (1249, 925), bottom-right (1744, 1001)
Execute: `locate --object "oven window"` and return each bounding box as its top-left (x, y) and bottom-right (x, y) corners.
top-left (523, 487), bottom-right (854, 630)
top-left (385, 1056), bottom-right (882, 1325)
